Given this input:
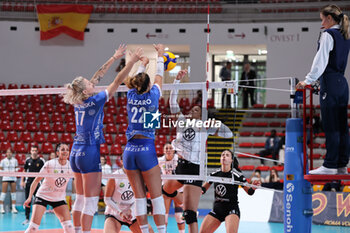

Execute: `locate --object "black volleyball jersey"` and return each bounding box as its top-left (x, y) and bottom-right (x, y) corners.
top-left (24, 157), bottom-right (45, 184)
top-left (209, 168), bottom-right (247, 205)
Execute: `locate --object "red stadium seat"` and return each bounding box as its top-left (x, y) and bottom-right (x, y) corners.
top-left (14, 141), bottom-right (27, 153)
top-left (256, 165), bottom-right (270, 171)
top-left (0, 141), bottom-right (12, 152)
top-left (276, 113), bottom-right (290, 118)
top-left (25, 111), bottom-right (36, 122)
top-left (272, 166), bottom-right (284, 172)
top-left (30, 102), bottom-right (42, 112)
top-left (16, 154), bottom-right (27, 165)
top-left (13, 111), bottom-right (24, 121)
top-left (0, 120), bottom-right (11, 131)
top-left (33, 85), bottom-right (42, 89)
top-left (104, 134), bottom-right (114, 145)
top-left (0, 83), bottom-right (5, 89)
top-left (278, 104), bottom-right (290, 109)
top-left (119, 107), bottom-right (127, 115)
top-left (106, 106), bottom-right (117, 115)
top-left (30, 95), bottom-right (41, 104)
top-left (115, 114), bottom-right (127, 124)
top-left (119, 123), bottom-right (128, 134)
top-left (13, 120), bottom-right (25, 132)
top-left (42, 94), bottom-right (53, 104)
top-left (252, 132), bottom-right (264, 137)
top-left (19, 131), bottom-right (32, 143)
top-left (156, 135), bottom-right (167, 146)
top-left (239, 132), bottom-right (251, 136)
top-left (39, 121), bottom-right (52, 132)
top-left (53, 122), bottom-right (65, 133)
top-left (5, 96), bottom-right (16, 102)
top-left (33, 132), bottom-right (46, 143)
top-left (105, 123), bottom-right (118, 134)
top-left (179, 97), bottom-right (190, 108)
top-left (117, 96), bottom-right (127, 106)
top-left (110, 144), bottom-right (122, 155)
top-left (64, 112), bottom-right (75, 123)
top-left (116, 134), bottom-right (127, 145)
top-left (47, 132), bottom-right (59, 143)
top-left (263, 113), bottom-right (275, 118)
top-left (41, 142), bottom-right (54, 154)
top-left (1, 110), bottom-right (11, 121)
top-left (238, 142), bottom-right (252, 148)
top-left (253, 142), bottom-right (265, 148)
top-left (26, 121), bottom-right (39, 132)
top-left (51, 112), bottom-right (63, 122)
top-left (207, 98), bottom-right (214, 108)
top-left (269, 122), bottom-right (281, 127)
top-left (256, 122), bottom-right (268, 127)
top-left (0, 131), bottom-right (6, 142)
top-left (7, 131), bottom-right (19, 142)
top-left (253, 104), bottom-right (264, 108)
top-left (55, 95), bottom-right (64, 105)
top-left (100, 144), bottom-right (109, 155)
top-left (18, 95), bottom-right (29, 102)
top-left (242, 122), bottom-right (255, 127)
top-left (240, 165), bottom-right (255, 171)
top-left (265, 104), bottom-right (277, 109)
top-left (8, 83), bottom-right (18, 89)
top-left (104, 113), bottom-right (115, 124)
top-left (61, 132), bottom-right (73, 144)
top-left (5, 101), bottom-right (16, 112)
top-left (38, 112), bottom-right (50, 122)
top-left (65, 122), bottom-right (76, 133)
top-left (43, 103), bottom-right (54, 113)
top-left (55, 102), bottom-right (67, 113)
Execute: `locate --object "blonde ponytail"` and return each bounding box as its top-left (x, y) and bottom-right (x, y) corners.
top-left (321, 4), bottom-right (350, 40)
top-left (63, 76), bottom-right (88, 105)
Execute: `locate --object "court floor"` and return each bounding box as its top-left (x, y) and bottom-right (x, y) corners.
top-left (0, 211), bottom-right (348, 233)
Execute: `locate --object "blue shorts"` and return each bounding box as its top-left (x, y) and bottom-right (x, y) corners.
top-left (123, 138), bottom-right (158, 172)
top-left (70, 144), bottom-right (101, 174)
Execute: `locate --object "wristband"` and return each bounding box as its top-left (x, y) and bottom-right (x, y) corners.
top-left (201, 186), bottom-right (207, 194)
top-left (156, 57), bottom-right (164, 77)
top-left (247, 188), bottom-right (255, 195)
top-left (174, 79), bottom-right (180, 84)
top-left (137, 65), bottom-right (146, 74)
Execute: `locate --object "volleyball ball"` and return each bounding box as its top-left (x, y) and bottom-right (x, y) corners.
top-left (163, 52), bottom-right (177, 71)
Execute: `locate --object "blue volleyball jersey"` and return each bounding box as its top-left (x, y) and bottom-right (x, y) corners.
top-left (126, 84), bottom-right (161, 140)
top-left (73, 90), bottom-right (108, 145)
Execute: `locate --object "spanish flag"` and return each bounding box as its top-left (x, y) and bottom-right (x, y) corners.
top-left (37, 4), bottom-right (93, 40)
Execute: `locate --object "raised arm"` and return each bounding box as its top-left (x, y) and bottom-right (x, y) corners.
top-left (169, 69), bottom-right (188, 114)
top-left (153, 44), bottom-right (165, 89)
top-left (90, 44), bottom-right (127, 85)
top-left (106, 48), bottom-right (143, 97)
top-left (208, 121), bottom-right (233, 138)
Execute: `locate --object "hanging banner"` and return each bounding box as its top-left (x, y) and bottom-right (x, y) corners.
top-left (36, 4), bottom-right (93, 40)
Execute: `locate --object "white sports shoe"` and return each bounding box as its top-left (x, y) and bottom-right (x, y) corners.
top-left (0, 207), bottom-right (5, 214)
top-left (22, 219), bottom-right (29, 225)
top-left (309, 166), bottom-right (337, 175)
top-left (11, 208), bottom-right (18, 214)
top-left (337, 167), bottom-right (348, 174)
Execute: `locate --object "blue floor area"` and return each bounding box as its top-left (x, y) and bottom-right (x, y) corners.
top-left (0, 212), bottom-right (349, 233)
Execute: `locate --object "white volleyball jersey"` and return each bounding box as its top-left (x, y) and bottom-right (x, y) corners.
top-left (36, 158), bottom-right (71, 202)
top-left (0, 157), bottom-right (18, 182)
top-left (158, 154), bottom-right (178, 175)
top-left (105, 169), bottom-right (136, 221)
top-left (101, 164), bottom-right (112, 186)
top-left (171, 114), bottom-right (209, 165)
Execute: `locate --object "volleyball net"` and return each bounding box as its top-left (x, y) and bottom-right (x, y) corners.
top-left (0, 81), bottom-right (236, 182)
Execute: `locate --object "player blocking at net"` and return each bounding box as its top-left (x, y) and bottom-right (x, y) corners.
top-left (63, 45), bottom-right (144, 233)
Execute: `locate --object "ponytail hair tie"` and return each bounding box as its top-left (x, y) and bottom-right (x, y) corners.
top-left (339, 13), bottom-right (344, 19)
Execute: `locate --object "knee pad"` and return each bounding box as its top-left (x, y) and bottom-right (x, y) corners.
top-left (135, 198), bottom-right (147, 216)
top-left (162, 186), bottom-right (177, 198)
top-left (25, 222), bottom-right (39, 233)
top-left (61, 220), bottom-right (74, 233)
top-left (183, 210), bottom-right (197, 224)
top-left (0, 193), bottom-right (6, 201)
top-left (72, 194), bottom-right (84, 212)
top-left (82, 196), bottom-right (99, 216)
top-left (11, 193), bottom-right (16, 201)
top-left (151, 196), bottom-right (165, 215)
top-left (175, 207), bottom-right (185, 224)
